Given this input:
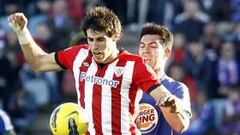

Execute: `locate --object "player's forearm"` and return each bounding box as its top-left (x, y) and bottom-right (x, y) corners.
top-left (160, 103), bottom-right (190, 133)
top-left (21, 42), bottom-right (49, 71)
top-left (149, 85), bottom-right (172, 105)
top-left (8, 13), bottom-right (62, 72)
top-left (17, 28), bottom-right (48, 71)
top-left (150, 85), bottom-right (190, 133)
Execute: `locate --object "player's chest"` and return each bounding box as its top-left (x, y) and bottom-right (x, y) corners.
top-left (76, 61), bottom-right (133, 89)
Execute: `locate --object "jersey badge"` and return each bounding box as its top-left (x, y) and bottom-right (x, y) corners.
top-left (114, 66), bottom-right (124, 77)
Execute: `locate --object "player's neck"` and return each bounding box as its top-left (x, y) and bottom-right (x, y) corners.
top-left (155, 68), bottom-right (165, 80)
top-left (103, 48), bottom-right (119, 64)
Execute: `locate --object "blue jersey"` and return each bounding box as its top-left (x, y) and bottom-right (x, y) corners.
top-left (0, 109), bottom-right (14, 134)
top-left (138, 75), bottom-right (191, 135)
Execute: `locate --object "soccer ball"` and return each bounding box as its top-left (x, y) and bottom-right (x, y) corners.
top-left (49, 102), bottom-right (89, 135)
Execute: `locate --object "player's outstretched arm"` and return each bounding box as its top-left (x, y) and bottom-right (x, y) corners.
top-left (149, 85), bottom-right (190, 133)
top-left (8, 13), bottom-right (62, 72)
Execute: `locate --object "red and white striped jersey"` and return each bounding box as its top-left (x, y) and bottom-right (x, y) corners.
top-left (56, 44), bottom-right (159, 135)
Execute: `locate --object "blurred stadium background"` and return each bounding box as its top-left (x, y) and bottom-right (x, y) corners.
top-left (0, 0), bottom-right (239, 135)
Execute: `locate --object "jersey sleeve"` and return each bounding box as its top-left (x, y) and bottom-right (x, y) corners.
top-left (174, 83), bottom-right (192, 117)
top-left (132, 58), bottom-right (160, 92)
top-left (0, 110), bottom-right (14, 131)
top-left (55, 44), bottom-right (88, 70)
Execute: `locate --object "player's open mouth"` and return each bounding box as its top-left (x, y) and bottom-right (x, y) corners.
top-left (143, 58), bottom-right (150, 63)
top-left (93, 52), bottom-right (102, 58)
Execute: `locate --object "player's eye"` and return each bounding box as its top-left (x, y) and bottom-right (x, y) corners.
top-left (97, 37), bottom-right (105, 42)
top-left (150, 45), bottom-right (158, 48)
top-left (140, 44), bottom-right (145, 48)
top-left (88, 38), bottom-right (94, 42)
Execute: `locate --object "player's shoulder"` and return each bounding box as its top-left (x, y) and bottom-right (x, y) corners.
top-left (0, 109), bottom-right (13, 131)
top-left (0, 109), bottom-right (8, 118)
top-left (162, 75), bottom-right (188, 93)
top-left (69, 44), bottom-right (90, 50)
top-left (61, 44), bottom-right (90, 55)
top-left (119, 50), bottom-right (143, 62)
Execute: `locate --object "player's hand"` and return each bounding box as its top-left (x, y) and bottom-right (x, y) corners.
top-left (160, 95), bottom-right (180, 113)
top-left (8, 13), bottom-right (28, 34)
top-left (155, 90), bottom-right (171, 106)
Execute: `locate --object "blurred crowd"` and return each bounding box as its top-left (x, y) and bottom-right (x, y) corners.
top-left (0, 0), bottom-right (239, 135)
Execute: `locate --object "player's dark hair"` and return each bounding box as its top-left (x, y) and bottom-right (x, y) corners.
top-left (140, 23), bottom-right (173, 50)
top-left (81, 6), bottom-right (122, 39)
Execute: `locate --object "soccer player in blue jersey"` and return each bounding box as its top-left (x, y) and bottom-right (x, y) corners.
top-left (0, 109), bottom-right (16, 135)
top-left (137, 23), bottom-right (192, 135)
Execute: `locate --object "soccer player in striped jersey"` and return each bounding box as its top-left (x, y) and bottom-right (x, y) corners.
top-left (8, 7), bottom-right (176, 135)
top-left (137, 23), bottom-right (192, 135)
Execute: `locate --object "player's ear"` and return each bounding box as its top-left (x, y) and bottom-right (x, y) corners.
top-left (165, 48), bottom-right (171, 58)
top-left (112, 34), bottom-right (120, 42)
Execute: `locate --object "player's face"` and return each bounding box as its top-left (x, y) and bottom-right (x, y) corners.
top-left (87, 29), bottom-right (117, 64)
top-left (139, 34), bottom-right (166, 71)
